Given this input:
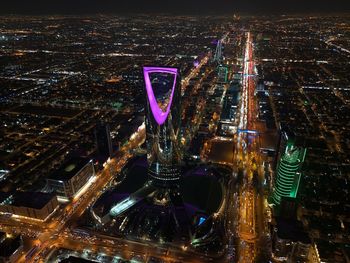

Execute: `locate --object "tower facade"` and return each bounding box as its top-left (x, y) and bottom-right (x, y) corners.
top-left (95, 122), bottom-right (113, 160)
top-left (143, 66), bottom-right (182, 186)
top-left (271, 139), bottom-right (306, 206)
top-left (213, 39), bottom-right (223, 64)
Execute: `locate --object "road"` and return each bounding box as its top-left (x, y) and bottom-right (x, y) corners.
top-left (233, 32), bottom-right (270, 262)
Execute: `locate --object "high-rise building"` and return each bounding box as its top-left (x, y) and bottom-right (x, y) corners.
top-left (271, 139), bottom-right (306, 206)
top-left (143, 66), bottom-right (182, 186)
top-left (91, 66), bottom-right (225, 252)
top-left (213, 39), bottom-right (223, 64)
top-left (217, 65), bottom-right (228, 83)
top-left (95, 122), bottom-right (113, 161)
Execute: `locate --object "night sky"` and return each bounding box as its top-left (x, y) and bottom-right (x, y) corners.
top-left (1, 0), bottom-right (350, 14)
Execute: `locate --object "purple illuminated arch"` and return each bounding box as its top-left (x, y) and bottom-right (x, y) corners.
top-left (143, 66), bottom-right (178, 125)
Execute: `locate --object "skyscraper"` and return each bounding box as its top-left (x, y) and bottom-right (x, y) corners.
top-left (91, 66), bottom-right (225, 250)
top-left (143, 66), bottom-right (182, 186)
top-left (217, 65), bottom-right (228, 83)
top-left (271, 139), bottom-right (306, 206)
top-left (95, 122), bottom-right (113, 161)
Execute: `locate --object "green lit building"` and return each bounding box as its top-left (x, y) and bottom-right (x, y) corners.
top-left (271, 140), bottom-right (306, 206)
top-left (217, 65), bottom-right (228, 83)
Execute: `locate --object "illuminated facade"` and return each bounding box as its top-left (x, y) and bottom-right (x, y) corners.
top-left (218, 65), bottom-right (228, 83)
top-left (271, 140), bottom-right (306, 206)
top-left (47, 157), bottom-right (95, 200)
top-left (0, 192), bottom-right (59, 221)
top-left (213, 39), bottom-right (223, 64)
top-left (143, 66), bottom-right (182, 185)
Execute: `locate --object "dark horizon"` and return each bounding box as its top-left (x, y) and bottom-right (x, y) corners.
top-left (1, 0), bottom-right (350, 15)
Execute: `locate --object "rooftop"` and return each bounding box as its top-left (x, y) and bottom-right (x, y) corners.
top-left (47, 157), bottom-right (91, 182)
top-left (276, 218), bottom-right (311, 244)
top-left (0, 191), bottom-right (56, 210)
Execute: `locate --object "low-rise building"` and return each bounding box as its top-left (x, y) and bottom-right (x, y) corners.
top-left (0, 191), bottom-right (59, 221)
top-left (47, 157), bottom-right (95, 201)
